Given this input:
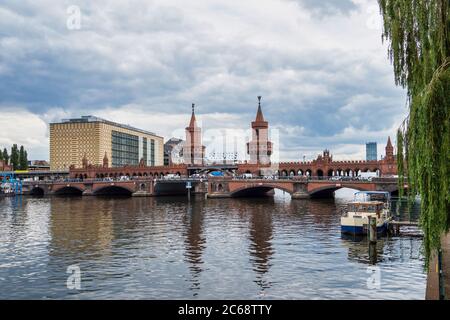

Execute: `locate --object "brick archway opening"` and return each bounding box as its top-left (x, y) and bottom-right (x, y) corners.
top-left (93, 186), bottom-right (133, 197)
top-left (231, 186), bottom-right (292, 198)
top-left (30, 187), bottom-right (45, 196)
top-left (54, 186), bottom-right (83, 196)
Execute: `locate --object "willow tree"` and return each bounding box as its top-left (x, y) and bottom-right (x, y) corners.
top-left (378, 0), bottom-right (449, 259)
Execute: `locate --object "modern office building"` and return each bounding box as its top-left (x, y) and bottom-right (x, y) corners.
top-left (50, 116), bottom-right (164, 170)
top-left (366, 142), bottom-right (378, 161)
top-left (28, 160), bottom-right (50, 171)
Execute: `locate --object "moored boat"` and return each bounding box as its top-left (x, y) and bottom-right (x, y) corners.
top-left (341, 191), bottom-right (392, 235)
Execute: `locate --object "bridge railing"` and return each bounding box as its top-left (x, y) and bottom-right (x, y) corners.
top-left (21, 175), bottom-right (399, 184)
top-left (227, 175), bottom-right (398, 182)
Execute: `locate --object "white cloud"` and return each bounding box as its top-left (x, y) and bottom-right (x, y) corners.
top-left (0, 108), bottom-right (48, 159)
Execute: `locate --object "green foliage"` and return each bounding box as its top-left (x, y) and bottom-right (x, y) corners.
top-left (379, 0), bottom-right (450, 260)
top-left (10, 144), bottom-right (19, 170)
top-left (19, 146), bottom-right (28, 170)
top-left (0, 149), bottom-right (3, 162)
top-left (396, 128), bottom-right (405, 198)
top-left (2, 148), bottom-right (9, 165)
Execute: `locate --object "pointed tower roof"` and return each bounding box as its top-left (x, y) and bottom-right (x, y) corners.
top-left (255, 96), bottom-right (265, 122)
top-left (386, 136), bottom-right (393, 148)
top-left (252, 96), bottom-right (268, 129)
top-left (188, 103), bottom-right (198, 128)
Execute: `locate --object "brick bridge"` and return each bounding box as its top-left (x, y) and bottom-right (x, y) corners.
top-left (22, 177), bottom-right (401, 199)
top-left (21, 178), bottom-right (208, 197)
top-left (207, 177), bottom-right (400, 199)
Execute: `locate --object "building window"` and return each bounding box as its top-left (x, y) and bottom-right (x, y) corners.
top-left (143, 137), bottom-right (148, 164)
top-left (150, 139), bottom-right (155, 166)
top-left (111, 131), bottom-right (139, 167)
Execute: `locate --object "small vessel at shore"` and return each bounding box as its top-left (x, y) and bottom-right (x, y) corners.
top-left (341, 191), bottom-right (392, 235)
top-left (1, 182), bottom-right (15, 197)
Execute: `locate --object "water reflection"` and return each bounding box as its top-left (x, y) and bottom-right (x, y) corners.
top-left (0, 194), bottom-right (426, 299)
top-left (340, 234), bottom-right (385, 265)
top-left (247, 201), bottom-right (274, 291)
top-left (182, 199), bottom-right (206, 295)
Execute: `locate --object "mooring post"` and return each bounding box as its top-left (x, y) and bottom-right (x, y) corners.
top-left (369, 216), bottom-right (377, 243)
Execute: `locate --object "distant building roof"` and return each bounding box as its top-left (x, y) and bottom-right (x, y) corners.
top-left (164, 138), bottom-right (184, 153)
top-left (53, 115), bottom-right (161, 138)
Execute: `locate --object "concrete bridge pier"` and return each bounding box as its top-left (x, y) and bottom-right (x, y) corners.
top-left (132, 180), bottom-right (155, 197)
top-left (291, 182), bottom-right (310, 199)
top-left (82, 183), bottom-right (93, 196)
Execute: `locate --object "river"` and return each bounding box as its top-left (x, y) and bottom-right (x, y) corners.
top-left (0, 190), bottom-right (426, 299)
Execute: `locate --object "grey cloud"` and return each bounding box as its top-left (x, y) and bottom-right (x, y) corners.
top-left (0, 0), bottom-right (405, 161)
top-left (288, 0), bottom-right (358, 16)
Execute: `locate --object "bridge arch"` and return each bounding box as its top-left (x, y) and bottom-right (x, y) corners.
top-left (308, 184), bottom-right (373, 198)
top-left (54, 186), bottom-right (83, 196)
top-left (230, 184), bottom-right (293, 197)
top-left (93, 185), bottom-right (134, 196)
top-left (30, 186), bottom-right (45, 196)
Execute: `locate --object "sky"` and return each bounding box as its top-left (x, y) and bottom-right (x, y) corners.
top-left (0, 0), bottom-right (408, 162)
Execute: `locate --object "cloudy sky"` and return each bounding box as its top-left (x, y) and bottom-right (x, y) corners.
top-left (0, 0), bottom-right (407, 161)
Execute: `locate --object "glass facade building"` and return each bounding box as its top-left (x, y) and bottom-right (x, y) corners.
top-left (366, 142), bottom-right (377, 161)
top-left (111, 131), bottom-right (140, 166)
top-left (150, 139), bottom-right (155, 166)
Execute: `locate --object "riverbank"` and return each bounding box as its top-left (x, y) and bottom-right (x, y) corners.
top-left (426, 232), bottom-right (450, 299)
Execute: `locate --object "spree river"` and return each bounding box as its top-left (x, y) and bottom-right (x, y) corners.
top-left (0, 191), bottom-right (426, 299)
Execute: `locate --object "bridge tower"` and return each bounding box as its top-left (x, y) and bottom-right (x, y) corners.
top-left (247, 96), bottom-right (273, 165)
top-left (183, 103), bottom-right (205, 165)
top-left (385, 136), bottom-right (394, 162)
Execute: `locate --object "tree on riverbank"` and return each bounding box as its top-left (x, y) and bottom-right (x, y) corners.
top-left (378, 0), bottom-right (449, 260)
top-left (2, 148), bottom-right (9, 165)
top-left (19, 146), bottom-right (28, 170)
top-left (1, 145), bottom-right (29, 170)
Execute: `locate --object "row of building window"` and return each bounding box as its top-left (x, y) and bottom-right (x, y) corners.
top-left (111, 131), bottom-right (139, 166)
top-left (111, 131), bottom-right (156, 167)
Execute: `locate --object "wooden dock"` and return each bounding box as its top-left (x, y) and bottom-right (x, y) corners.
top-left (388, 220), bottom-right (420, 235)
top-left (389, 221), bottom-right (419, 227)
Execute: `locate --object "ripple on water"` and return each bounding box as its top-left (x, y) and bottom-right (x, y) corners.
top-left (0, 195), bottom-right (426, 299)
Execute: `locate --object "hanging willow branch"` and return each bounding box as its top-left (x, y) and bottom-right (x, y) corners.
top-left (396, 127), bottom-right (405, 199)
top-left (378, 0), bottom-right (450, 262)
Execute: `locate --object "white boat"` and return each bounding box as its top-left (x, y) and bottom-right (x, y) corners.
top-left (341, 191), bottom-right (392, 235)
top-left (0, 182), bottom-right (14, 197)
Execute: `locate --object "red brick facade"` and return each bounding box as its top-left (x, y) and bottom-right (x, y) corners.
top-left (0, 160), bottom-right (12, 172)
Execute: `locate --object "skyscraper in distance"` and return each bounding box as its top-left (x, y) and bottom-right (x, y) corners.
top-left (366, 142), bottom-right (377, 161)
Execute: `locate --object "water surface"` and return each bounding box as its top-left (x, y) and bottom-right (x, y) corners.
top-left (0, 191), bottom-right (426, 299)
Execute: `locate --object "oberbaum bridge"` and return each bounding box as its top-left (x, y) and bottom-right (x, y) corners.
top-left (22, 97), bottom-right (401, 199)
